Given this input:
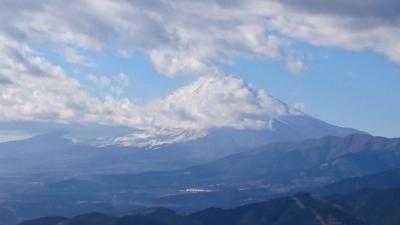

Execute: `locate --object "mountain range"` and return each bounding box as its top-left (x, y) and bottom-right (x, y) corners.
top-left (19, 187), bottom-right (400, 225)
top-left (0, 116), bottom-right (360, 177)
top-left (93, 134), bottom-right (400, 195)
top-left (2, 134), bottom-right (400, 224)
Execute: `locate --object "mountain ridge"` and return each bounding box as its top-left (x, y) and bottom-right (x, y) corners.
top-left (19, 187), bottom-right (400, 225)
top-left (19, 192), bottom-right (368, 225)
top-left (2, 134), bottom-right (400, 224)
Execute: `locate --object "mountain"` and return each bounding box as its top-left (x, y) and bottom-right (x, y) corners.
top-left (319, 168), bottom-right (400, 195)
top-left (149, 114), bottom-right (362, 158)
top-left (0, 130), bottom-right (368, 225)
top-left (4, 133), bottom-right (400, 225)
top-left (0, 115), bottom-right (362, 208)
top-left (83, 134), bottom-right (400, 211)
top-left (158, 168), bottom-right (400, 211)
top-left (0, 117), bottom-right (361, 177)
top-left (96, 134), bottom-right (400, 192)
top-left (328, 188), bottom-right (400, 225)
top-left (189, 192), bottom-right (366, 225)
top-left (18, 193), bottom-right (366, 225)
top-left (0, 133), bottom-right (195, 176)
top-left (190, 133), bottom-right (400, 184)
top-left (18, 188), bottom-right (400, 225)
top-left (18, 217), bottom-right (67, 225)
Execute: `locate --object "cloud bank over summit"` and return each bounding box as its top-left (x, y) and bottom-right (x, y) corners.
top-left (113, 76), bottom-right (299, 146)
top-left (138, 77), bottom-right (293, 131)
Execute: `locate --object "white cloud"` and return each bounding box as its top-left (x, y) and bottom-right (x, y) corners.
top-left (287, 59), bottom-right (306, 74)
top-left (290, 102), bottom-right (305, 115)
top-left (88, 72), bottom-right (131, 97)
top-left (1, 0), bottom-right (399, 75)
top-left (2, 0), bottom-right (398, 76)
top-left (0, 0), bottom-right (297, 77)
top-left (63, 48), bottom-right (94, 66)
top-left (265, 1), bottom-right (400, 63)
top-left (88, 75), bottom-right (112, 87)
top-left (0, 35), bottom-right (135, 125)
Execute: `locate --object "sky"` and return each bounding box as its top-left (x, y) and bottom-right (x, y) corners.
top-left (0, 0), bottom-right (400, 141)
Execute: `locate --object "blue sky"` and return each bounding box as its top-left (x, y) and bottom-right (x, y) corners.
top-left (1, 0), bottom-right (399, 140)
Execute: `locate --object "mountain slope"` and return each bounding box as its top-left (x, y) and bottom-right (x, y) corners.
top-left (98, 134), bottom-right (400, 190)
top-left (183, 133), bottom-right (400, 184)
top-left (18, 193), bottom-right (366, 225)
top-left (19, 217), bottom-right (67, 225)
top-left (319, 168), bottom-right (400, 195)
top-left (190, 192), bottom-right (365, 225)
top-left (159, 114), bottom-right (361, 159)
top-left (0, 118), bottom-right (361, 177)
top-left (19, 188), bottom-right (400, 225)
top-left (328, 188), bottom-right (400, 225)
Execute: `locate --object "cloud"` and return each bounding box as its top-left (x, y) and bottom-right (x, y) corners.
top-left (0, 76), bottom-right (13, 85)
top-left (287, 59), bottom-right (306, 74)
top-left (290, 102), bottom-right (305, 114)
top-left (2, 0), bottom-right (398, 76)
top-left (0, 0), bottom-right (296, 76)
top-left (137, 76), bottom-right (291, 130)
top-left (88, 72), bottom-right (130, 97)
top-left (62, 48), bottom-right (94, 66)
top-left (267, 0), bottom-right (400, 63)
top-left (88, 75), bottom-right (112, 87)
top-left (276, 0), bottom-right (400, 20)
top-left (0, 35), bottom-right (135, 125)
